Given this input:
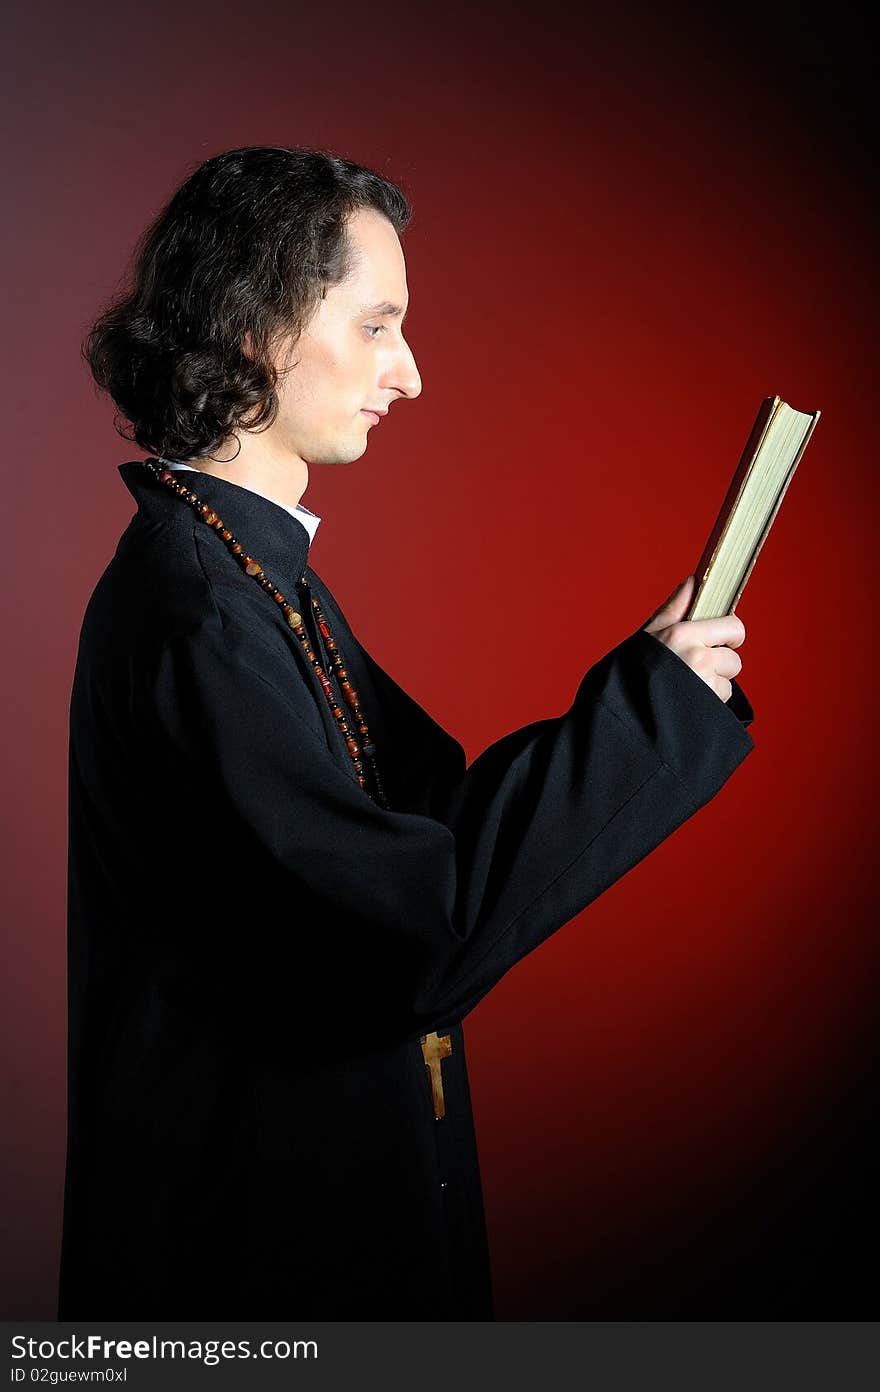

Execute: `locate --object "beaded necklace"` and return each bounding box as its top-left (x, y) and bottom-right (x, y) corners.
top-left (143, 457), bottom-right (389, 809)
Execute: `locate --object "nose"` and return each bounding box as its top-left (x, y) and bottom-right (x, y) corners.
top-left (382, 339), bottom-right (422, 402)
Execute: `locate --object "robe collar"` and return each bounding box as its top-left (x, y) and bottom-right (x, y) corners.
top-left (118, 459), bottom-right (313, 597)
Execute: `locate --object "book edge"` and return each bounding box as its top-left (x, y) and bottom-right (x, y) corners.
top-left (688, 395), bottom-right (780, 619)
top-left (727, 407), bottom-right (820, 611)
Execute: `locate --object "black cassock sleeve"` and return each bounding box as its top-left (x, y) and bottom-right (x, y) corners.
top-left (144, 616), bottom-right (754, 1047)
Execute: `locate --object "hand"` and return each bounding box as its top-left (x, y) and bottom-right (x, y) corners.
top-left (642, 574), bottom-right (745, 704)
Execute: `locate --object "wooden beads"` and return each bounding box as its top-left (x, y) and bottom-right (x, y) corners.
top-left (148, 459), bottom-right (388, 807)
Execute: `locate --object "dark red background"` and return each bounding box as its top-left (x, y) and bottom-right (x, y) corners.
top-left (1, 0), bottom-right (876, 1318)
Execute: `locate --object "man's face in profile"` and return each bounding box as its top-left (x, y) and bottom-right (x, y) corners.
top-left (268, 207), bottom-right (422, 468)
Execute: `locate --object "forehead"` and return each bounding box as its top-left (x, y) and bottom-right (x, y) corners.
top-left (338, 208), bottom-right (408, 303)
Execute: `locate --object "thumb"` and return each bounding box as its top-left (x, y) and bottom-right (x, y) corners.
top-left (643, 574), bottom-right (695, 633)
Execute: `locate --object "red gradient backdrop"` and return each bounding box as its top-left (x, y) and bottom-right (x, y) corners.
top-left (1, 0), bottom-right (876, 1318)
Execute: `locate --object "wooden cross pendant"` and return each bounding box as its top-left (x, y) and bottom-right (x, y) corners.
top-left (420, 1031), bottom-right (453, 1120)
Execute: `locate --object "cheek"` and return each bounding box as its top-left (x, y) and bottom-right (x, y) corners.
top-left (283, 355), bottom-right (338, 410)
top-left (278, 334), bottom-right (365, 420)
top-left (309, 348), bottom-right (354, 399)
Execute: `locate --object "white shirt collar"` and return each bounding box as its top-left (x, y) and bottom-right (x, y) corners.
top-left (157, 458), bottom-right (322, 545)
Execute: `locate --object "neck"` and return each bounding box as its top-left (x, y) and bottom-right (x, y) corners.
top-left (175, 433), bottom-right (310, 512)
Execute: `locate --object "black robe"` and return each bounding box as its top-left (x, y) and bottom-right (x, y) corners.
top-left (58, 460), bottom-right (755, 1320)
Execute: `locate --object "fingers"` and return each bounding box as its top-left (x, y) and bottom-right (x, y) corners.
top-left (688, 660), bottom-right (735, 703)
top-left (710, 645), bottom-right (743, 680)
top-left (641, 582), bottom-right (747, 697)
top-left (681, 641), bottom-right (743, 681)
top-left (643, 575), bottom-right (695, 633)
top-left (675, 613), bottom-right (746, 648)
top-left (671, 612), bottom-right (746, 648)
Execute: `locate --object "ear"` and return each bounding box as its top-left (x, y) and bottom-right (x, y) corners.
top-left (241, 329), bottom-right (255, 360)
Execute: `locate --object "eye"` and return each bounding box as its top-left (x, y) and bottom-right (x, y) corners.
top-left (364, 324), bottom-right (387, 338)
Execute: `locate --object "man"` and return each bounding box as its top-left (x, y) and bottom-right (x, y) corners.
top-left (59, 145), bottom-right (753, 1319)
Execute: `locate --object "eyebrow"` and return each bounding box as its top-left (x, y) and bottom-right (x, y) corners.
top-left (359, 300), bottom-right (408, 320)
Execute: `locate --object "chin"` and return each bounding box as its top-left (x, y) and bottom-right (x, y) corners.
top-left (311, 438), bottom-right (369, 466)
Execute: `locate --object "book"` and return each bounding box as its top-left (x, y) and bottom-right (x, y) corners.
top-left (686, 394), bottom-right (820, 620)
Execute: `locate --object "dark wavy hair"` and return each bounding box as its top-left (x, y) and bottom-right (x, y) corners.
top-left (83, 145), bottom-right (412, 461)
